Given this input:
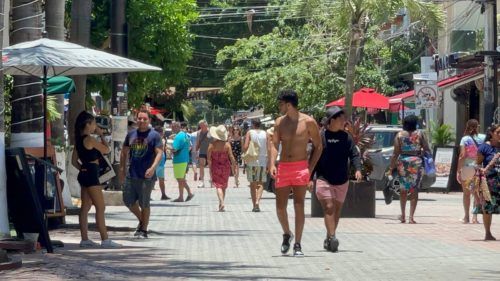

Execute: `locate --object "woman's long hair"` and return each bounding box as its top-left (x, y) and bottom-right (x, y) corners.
top-left (464, 119), bottom-right (479, 137)
top-left (74, 111), bottom-right (95, 145)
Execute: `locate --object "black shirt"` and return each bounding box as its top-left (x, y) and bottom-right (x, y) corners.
top-left (315, 129), bottom-right (362, 185)
top-left (76, 135), bottom-right (101, 164)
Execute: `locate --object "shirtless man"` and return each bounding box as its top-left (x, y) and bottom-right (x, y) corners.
top-left (269, 90), bottom-right (323, 257)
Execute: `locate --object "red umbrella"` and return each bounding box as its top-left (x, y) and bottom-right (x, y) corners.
top-left (326, 88), bottom-right (389, 109)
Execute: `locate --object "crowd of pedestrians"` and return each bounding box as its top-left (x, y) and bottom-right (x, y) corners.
top-left (71, 90), bottom-right (499, 255)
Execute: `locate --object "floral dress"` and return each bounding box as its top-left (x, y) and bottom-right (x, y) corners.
top-left (473, 144), bottom-right (500, 214)
top-left (395, 131), bottom-right (424, 195)
top-left (210, 151), bottom-right (231, 189)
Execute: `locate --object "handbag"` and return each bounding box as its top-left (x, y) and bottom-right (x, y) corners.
top-left (423, 152), bottom-right (436, 176)
top-left (242, 130), bottom-right (260, 163)
top-left (98, 153), bottom-right (115, 184)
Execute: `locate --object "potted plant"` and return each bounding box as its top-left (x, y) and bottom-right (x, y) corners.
top-left (341, 117), bottom-right (376, 218)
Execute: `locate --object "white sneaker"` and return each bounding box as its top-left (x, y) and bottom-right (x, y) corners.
top-left (197, 181), bottom-right (205, 188)
top-left (101, 239), bottom-right (122, 248)
top-left (79, 239), bottom-right (99, 248)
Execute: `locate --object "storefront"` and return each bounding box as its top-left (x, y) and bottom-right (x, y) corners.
top-left (388, 68), bottom-right (484, 144)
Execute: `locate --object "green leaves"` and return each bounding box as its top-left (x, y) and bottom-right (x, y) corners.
top-left (431, 121), bottom-right (455, 146)
top-left (126, 0), bottom-right (198, 105)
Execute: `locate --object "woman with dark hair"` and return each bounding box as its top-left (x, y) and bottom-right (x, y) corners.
top-left (229, 126), bottom-right (242, 187)
top-left (457, 119), bottom-right (485, 223)
top-left (475, 124), bottom-right (500, 240)
top-left (388, 115), bottom-right (431, 224)
top-left (71, 111), bottom-right (121, 248)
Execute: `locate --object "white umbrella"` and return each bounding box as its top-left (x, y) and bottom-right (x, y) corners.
top-left (2, 38), bottom-right (161, 76)
top-left (2, 37), bottom-right (162, 158)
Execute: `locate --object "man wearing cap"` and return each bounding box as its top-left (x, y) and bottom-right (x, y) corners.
top-left (269, 89), bottom-right (323, 257)
top-left (314, 106), bottom-right (362, 253)
top-left (171, 121), bottom-right (195, 202)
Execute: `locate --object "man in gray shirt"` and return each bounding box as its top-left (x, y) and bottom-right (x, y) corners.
top-left (195, 120), bottom-right (210, 188)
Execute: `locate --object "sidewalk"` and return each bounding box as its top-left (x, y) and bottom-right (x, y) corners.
top-left (2, 164), bottom-right (500, 280)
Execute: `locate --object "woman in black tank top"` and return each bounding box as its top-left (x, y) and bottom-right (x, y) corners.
top-left (71, 111), bottom-right (120, 248)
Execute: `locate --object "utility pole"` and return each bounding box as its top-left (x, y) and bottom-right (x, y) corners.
top-left (110, 0), bottom-right (128, 189)
top-left (111, 0), bottom-right (128, 116)
top-left (481, 0), bottom-right (497, 128)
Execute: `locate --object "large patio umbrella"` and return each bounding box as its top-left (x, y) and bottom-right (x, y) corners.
top-left (2, 37), bottom-right (161, 159)
top-left (326, 88), bottom-right (389, 109)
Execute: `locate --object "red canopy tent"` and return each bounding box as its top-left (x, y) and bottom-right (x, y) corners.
top-left (326, 88), bottom-right (389, 109)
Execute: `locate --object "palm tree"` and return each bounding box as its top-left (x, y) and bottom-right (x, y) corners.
top-left (68, 0), bottom-right (91, 145)
top-left (45, 0), bottom-right (66, 146)
top-left (334, 0), bottom-right (444, 117)
top-left (10, 0), bottom-right (44, 146)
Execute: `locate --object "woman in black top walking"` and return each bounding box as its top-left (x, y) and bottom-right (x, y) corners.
top-left (71, 111), bottom-right (120, 248)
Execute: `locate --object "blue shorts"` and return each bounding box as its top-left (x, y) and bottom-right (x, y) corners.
top-left (156, 165), bottom-right (165, 179)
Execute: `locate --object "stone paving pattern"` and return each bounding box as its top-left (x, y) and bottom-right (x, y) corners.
top-left (2, 164), bottom-right (500, 280)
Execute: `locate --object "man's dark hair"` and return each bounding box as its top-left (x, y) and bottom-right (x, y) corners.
top-left (277, 89), bottom-right (298, 107)
top-left (251, 118), bottom-right (261, 128)
top-left (180, 122), bottom-right (188, 129)
top-left (138, 109), bottom-right (151, 119)
top-left (402, 115), bottom-right (419, 132)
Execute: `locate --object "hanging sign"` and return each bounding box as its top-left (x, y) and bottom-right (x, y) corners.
top-left (415, 84), bottom-right (439, 109)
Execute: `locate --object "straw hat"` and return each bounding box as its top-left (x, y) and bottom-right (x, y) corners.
top-left (209, 125), bottom-right (228, 141)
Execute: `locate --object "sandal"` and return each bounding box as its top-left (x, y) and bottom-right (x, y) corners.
top-left (398, 215), bottom-right (406, 223)
top-left (409, 217), bottom-right (417, 224)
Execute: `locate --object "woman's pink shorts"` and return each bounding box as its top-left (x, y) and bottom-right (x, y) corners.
top-left (315, 179), bottom-right (349, 203)
top-left (275, 160), bottom-right (310, 188)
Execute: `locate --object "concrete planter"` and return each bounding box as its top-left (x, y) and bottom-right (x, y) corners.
top-left (102, 190), bottom-right (124, 206)
top-left (341, 181), bottom-right (376, 218)
top-left (311, 180), bottom-right (376, 218)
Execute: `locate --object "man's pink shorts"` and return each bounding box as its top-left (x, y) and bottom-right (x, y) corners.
top-left (275, 160), bottom-right (310, 188)
top-left (315, 179), bottom-right (349, 203)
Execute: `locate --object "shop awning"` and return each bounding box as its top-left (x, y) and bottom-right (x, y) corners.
top-left (389, 68), bottom-right (483, 106)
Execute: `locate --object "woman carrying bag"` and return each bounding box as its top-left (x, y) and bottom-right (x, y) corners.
top-left (71, 111), bottom-right (121, 248)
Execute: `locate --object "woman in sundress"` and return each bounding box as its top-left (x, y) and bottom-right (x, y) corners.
top-left (474, 124), bottom-right (500, 241)
top-left (229, 126), bottom-right (242, 187)
top-left (208, 125), bottom-right (237, 211)
top-left (389, 115), bottom-right (431, 224)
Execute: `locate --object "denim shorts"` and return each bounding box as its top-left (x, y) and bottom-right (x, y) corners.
top-left (123, 177), bottom-right (155, 208)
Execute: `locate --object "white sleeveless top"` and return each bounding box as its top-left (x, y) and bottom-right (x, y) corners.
top-left (248, 129), bottom-right (268, 167)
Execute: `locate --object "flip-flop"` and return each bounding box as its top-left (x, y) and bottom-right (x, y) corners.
top-left (186, 194), bottom-right (195, 202)
top-left (172, 198), bottom-right (184, 202)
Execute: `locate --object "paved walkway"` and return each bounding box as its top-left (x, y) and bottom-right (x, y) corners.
top-left (2, 164), bottom-right (500, 280)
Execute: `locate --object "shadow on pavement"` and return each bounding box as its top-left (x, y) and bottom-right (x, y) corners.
top-left (3, 245), bottom-right (322, 280)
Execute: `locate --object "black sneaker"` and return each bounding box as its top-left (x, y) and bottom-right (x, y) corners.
top-left (254, 205), bottom-right (260, 212)
top-left (293, 243), bottom-right (304, 257)
top-left (281, 233), bottom-right (294, 255)
top-left (328, 236), bottom-right (339, 252)
top-left (134, 222), bottom-right (143, 237)
top-left (139, 230), bottom-right (148, 239)
top-left (323, 237), bottom-right (329, 250)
